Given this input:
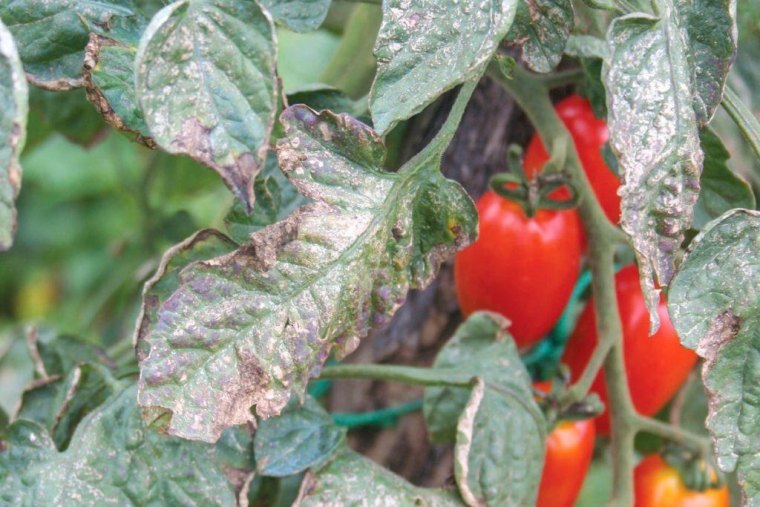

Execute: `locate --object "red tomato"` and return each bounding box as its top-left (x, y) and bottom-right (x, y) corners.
top-left (562, 266), bottom-right (698, 434)
top-left (534, 383), bottom-right (597, 507)
top-left (454, 192), bottom-right (583, 348)
top-left (523, 95), bottom-right (621, 224)
top-left (635, 455), bottom-right (729, 507)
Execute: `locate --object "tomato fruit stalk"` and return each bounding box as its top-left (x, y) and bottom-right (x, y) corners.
top-left (634, 454), bottom-right (729, 507)
top-left (562, 266), bottom-right (698, 434)
top-left (454, 192), bottom-right (583, 348)
top-left (523, 95), bottom-right (621, 224)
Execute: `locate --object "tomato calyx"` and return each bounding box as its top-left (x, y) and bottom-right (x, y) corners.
top-left (534, 376), bottom-right (603, 431)
top-left (490, 144), bottom-right (579, 218)
top-left (662, 444), bottom-right (724, 493)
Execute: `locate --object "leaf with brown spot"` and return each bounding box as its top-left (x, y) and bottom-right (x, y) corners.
top-left (136, 105), bottom-right (478, 443)
top-left (603, 0), bottom-right (737, 331)
top-left (0, 19), bottom-right (27, 251)
top-left (669, 209), bottom-right (760, 503)
top-left (296, 447), bottom-right (463, 506)
top-left (135, 0), bottom-right (278, 211)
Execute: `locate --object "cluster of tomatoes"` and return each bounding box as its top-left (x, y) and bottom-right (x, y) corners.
top-left (454, 96), bottom-right (727, 506)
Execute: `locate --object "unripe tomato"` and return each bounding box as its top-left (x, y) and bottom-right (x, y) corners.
top-left (523, 95), bottom-right (621, 224)
top-left (454, 192), bottom-right (583, 348)
top-left (534, 383), bottom-right (596, 507)
top-left (635, 455), bottom-right (729, 507)
top-left (562, 266), bottom-right (698, 434)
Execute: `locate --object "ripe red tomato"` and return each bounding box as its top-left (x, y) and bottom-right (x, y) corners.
top-left (534, 383), bottom-right (596, 507)
top-left (562, 266), bottom-right (698, 434)
top-left (454, 192), bottom-right (583, 348)
top-left (634, 455), bottom-right (729, 507)
top-left (523, 95), bottom-right (621, 224)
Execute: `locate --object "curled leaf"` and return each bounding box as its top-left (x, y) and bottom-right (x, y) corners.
top-left (0, 19), bottom-right (27, 251)
top-left (136, 0), bottom-right (278, 211)
top-left (136, 106), bottom-right (477, 442)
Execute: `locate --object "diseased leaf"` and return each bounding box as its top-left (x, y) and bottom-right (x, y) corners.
top-left (224, 152), bottom-right (309, 245)
top-left (83, 35), bottom-right (154, 146)
top-left (424, 311), bottom-right (520, 444)
top-left (296, 447), bottom-right (463, 506)
top-left (135, 0), bottom-right (278, 211)
top-left (442, 318), bottom-right (546, 507)
top-left (0, 384), bottom-right (242, 505)
top-left (136, 105), bottom-right (477, 442)
top-left (369, 0), bottom-right (517, 133)
top-left (506, 0), bottom-right (573, 73)
top-left (668, 209), bottom-right (760, 504)
top-left (134, 229), bottom-right (238, 362)
top-left (260, 0), bottom-right (331, 32)
top-left (254, 396), bottom-right (345, 477)
top-left (0, 19), bottom-right (27, 252)
top-left (603, 6), bottom-right (731, 330)
top-left (0, 0), bottom-right (138, 89)
top-left (693, 128), bottom-right (754, 229)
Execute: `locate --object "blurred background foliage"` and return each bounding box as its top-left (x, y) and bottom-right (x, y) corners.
top-left (0, 2), bottom-right (758, 504)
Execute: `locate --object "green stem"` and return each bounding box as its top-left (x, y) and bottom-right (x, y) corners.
top-left (488, 62), bottom-right (634, 505)
top-left (319, 364), bottom-right (475, 388)
top-left (536, 68), bottom-right (585, 89)
top-left (722, 85), bottom-right (760, 164)
top-left (634, 415), bottom-right (711, 456)
top-left (319, 4), bottom-right (382, 99)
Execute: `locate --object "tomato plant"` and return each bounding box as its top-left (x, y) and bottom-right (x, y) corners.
top-left (634, 454), bottom-right (729, 507)
top-left (523, 95), bottom-right (621, 224)
top-left (454, 191), bottom-right (583, 347)
top-left (562, 265), bottom-right (698, 434)
top-left (0, 0), bottom-right (757, 505)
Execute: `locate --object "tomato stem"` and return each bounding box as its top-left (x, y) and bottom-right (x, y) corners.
top-left (722, 85), bottom-right (760, 166)
top-left (634, 415), bottom-right (712, 456)
top-left (320, 363), bottom-right (476, 388)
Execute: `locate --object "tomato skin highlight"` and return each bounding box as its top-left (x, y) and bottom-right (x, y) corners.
top-left (523, 95), bottom-right (621, 224)
top-left (454, 192), bottom-right (583, 348)
top-left (562, 265), bottom-right (699, 434)
top-left (634, 455), bottom-right (729, 507)
top-left (534, 383), bottom-right (597, 507)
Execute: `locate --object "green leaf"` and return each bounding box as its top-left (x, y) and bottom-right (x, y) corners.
top-left (297, 447), bottom-right (463, 506)
top-left (1, 384), bottom-right (242, 505)
top-left (369, 0), bottom-right (517, 133)
top-left (28, 88), bottom-right (105, 147)
top-left (254, 396), bottom-right (345, 477)
top-left (668, 209), bottom-right (760, 503)
top-left (15, 363), bottom-right (116, 450)
top-left (223, 152), bottom-right (309, 245)
top-left (0, 0), bottom-right (138, 89)
top-left (136, 105), bottom-right (477, 442)
top-left (603, 2), bottom-right (736, 331)
top-left (83, 35), bottom-right (154, 146)
top-left (287, 84), bottom-right (365, 117)
top-left (424, 311), bottom-right (521, 444)
top-left (693, 129), bottom-right (755, 230)
top-left (135, 0), bottom-right (278, 211)
top-left (436, 316), bottom-right (546, 507)
top-left (0, 19), bottom-right (27, 251)
top-left (506, 0), bottom-right (573, 73)
top-left (564, 34), bottom-right (608, 59)
top-left (260, 0), bottom-right (331, 32)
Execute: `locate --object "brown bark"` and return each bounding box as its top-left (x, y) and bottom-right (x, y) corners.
top-left (327, 77), bottom-right (534, 486)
